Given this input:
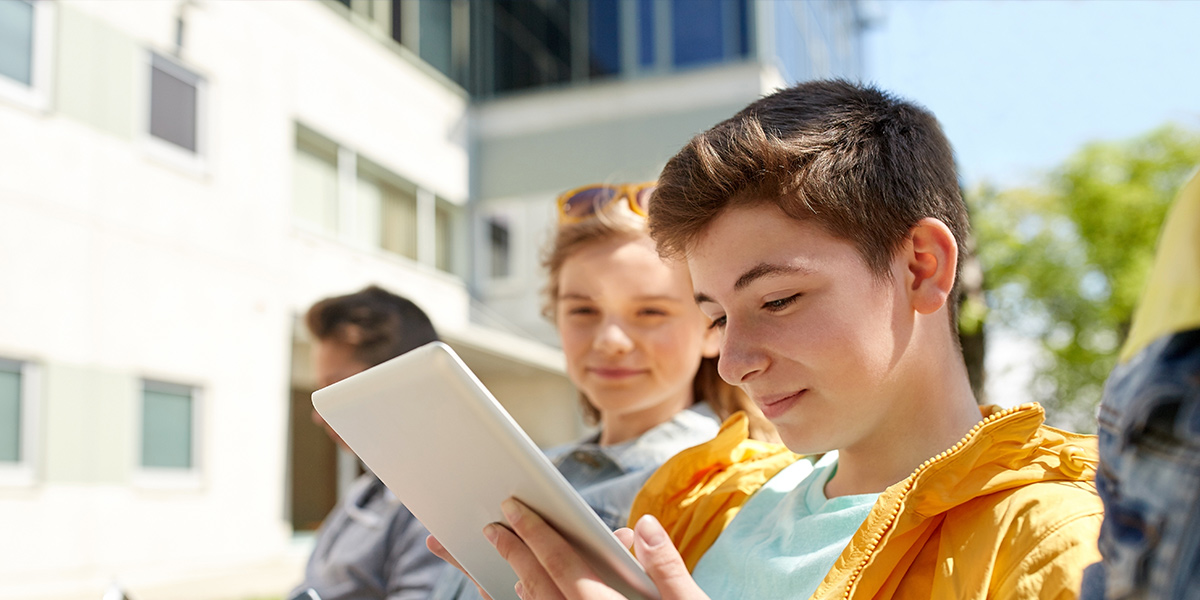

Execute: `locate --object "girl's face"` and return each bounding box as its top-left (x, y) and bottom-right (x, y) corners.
top-left (555, 234), bottom-right (719, 444)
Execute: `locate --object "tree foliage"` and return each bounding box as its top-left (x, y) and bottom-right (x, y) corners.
top-left (968, 124), bottom-right (1200, 430)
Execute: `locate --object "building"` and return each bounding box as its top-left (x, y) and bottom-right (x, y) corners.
top-left (464, 0), bottom-right (867, 343)
top-left (0, 1), bottom-right (864, 598)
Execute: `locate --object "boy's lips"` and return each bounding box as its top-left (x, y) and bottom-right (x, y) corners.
top-left (755, 390), bottom-right (807, 419)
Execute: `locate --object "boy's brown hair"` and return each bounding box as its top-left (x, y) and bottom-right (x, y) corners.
top-left (649, 79), bottom-right (969, 323)
top-left (305, 285), bottom-right (439, 368)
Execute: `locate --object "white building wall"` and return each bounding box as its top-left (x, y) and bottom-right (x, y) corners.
top-left (0, 2), bottom-right (568, 599)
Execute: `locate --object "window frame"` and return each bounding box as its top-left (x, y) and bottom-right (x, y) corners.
top-left (140, 49), bottom-right (208, 175)
top-left (0, 0), bottom-right (56, 111)
top-left (0, 357), bottom-right (39, 487)
top-left (133, 378), bottom-right (203, 489)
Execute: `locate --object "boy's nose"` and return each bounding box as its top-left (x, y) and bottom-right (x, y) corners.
top-left (717, 326), bottom-right (766, 384)
top-left (593, 321), bottom-right (635, 355)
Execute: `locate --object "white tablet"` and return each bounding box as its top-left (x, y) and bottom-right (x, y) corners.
top-left (311, 342), bottom-right (660, 600)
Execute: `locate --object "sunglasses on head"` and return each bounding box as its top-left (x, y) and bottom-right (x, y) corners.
top-left (556, 182), bottom-right (656, 225)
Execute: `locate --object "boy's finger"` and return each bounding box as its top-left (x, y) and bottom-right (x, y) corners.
top-left (500, 498), bottom-right (624, 600)
top-left (613, 527), bottom-right (635, 550)
top-left (426, 535), bottom-right (462, 570)
top-left (632, 515), bottom-right (710, 600)
top-left (484, 521), bottom-right (567, 600)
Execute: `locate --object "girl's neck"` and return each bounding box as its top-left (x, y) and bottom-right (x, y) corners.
top-left (598, 393), bottom-right (694, 446)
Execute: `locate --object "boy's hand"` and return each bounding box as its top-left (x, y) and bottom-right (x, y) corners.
top-left (489, 498), bottom-right (710, 600)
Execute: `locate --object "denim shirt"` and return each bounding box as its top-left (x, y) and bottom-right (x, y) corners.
top-left (293, 473), bottom-right (449, 600)
top-left (429, 403), bottom-right (721, 600)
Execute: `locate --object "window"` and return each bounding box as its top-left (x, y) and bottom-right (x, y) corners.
top-left (489, 0), bottom-right (575, 93)
top-left (588, 0), bottom-right (620, 78)
top-left (474, 0), bottom-right (752, 96)
top-left (147, 52), bottom-right (203, 154)
top-left (293, 127), bottom-right (341, 235)
top-left (291, 123), bottom-right (461, 275)
top-left (140, 380), bottom-right (196, 470)
top-left (375, 175), bottom-right (419, 260)
top-left (435, 201), bottom-right (459, 274)
top-left (0, 0), bottom-right (53, 109)
top-left (0, 357), bottom-right (37, 485)
top-left (671, 0), bottom-right (748, 68)
top-left (488, 216), bottom-right (511, 279)
top-left (0, 359), bottom-right (25, 464)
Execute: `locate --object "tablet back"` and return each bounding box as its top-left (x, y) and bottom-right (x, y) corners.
top-left (311, 342), bottom-right (659, 600)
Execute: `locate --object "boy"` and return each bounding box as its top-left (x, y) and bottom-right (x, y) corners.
top-left (294, 286), bottom-right (448, 600)
top-left (433, 80), bottom-right (1102, 599)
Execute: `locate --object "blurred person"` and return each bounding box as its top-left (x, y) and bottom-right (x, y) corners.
top-left (428, 182), bottom-right (776, 600)
top-left (292, 285), bottom-right (447, 600)
top-left (1081, 169), bottom-right (1200, 599)
top-left (439, 80), bottom-right (1104, 600)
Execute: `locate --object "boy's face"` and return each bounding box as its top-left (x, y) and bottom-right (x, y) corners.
top-left (688, 203), bottom-right (912, 454)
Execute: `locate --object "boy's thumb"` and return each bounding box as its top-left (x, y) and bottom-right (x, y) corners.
top-left (632, 515), bottom-right (708, 600)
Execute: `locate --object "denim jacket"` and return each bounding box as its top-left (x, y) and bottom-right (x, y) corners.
top-left (429, 403), bottom-right (721, 600)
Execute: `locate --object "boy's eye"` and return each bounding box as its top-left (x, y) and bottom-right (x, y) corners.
top-left (708, 315), bottom-right (727, 330)
top-left (762, 294), bottom-right (801, 311)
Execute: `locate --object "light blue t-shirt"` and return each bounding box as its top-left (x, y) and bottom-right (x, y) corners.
top-left (692, 456), bottom-right (879, 599)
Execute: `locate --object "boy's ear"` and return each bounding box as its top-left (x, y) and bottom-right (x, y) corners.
top-left (903, 218), bottom-right (958, 315)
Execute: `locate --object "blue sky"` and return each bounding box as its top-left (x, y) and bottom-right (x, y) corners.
top-left (864, 0), bottom-right (1200, 188)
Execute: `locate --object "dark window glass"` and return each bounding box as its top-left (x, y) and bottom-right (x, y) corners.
top-left (671, 0), bottom-right (746, 68)
top-left (489, 218), bottom-right (510, 279)
top-left (638, 0), bottom-right (655, 68)
top-left (0, 0), bottom-right (34, 86)
top-left (491, 0), bottom-right (573, 93)
top-left (390, 0), bottom-right (404, 46)
top-left (149, 55), bottom-right (199, 153)
top-left (588, 0), bottom-right (619, 78)
top-left (736, 0), bottom-right (749, 57)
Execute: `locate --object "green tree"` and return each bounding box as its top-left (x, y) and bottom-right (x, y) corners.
top-left (968, 124), bottom-right (1200, 431)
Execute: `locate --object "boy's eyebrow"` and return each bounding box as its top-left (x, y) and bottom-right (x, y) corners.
top-left (734, 263), bottom-right (812, 291)
top-left (694, 262), bottom-right (812, 305)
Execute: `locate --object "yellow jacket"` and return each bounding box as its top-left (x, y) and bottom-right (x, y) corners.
top-left (630, 403), bottom-right (1103, 599)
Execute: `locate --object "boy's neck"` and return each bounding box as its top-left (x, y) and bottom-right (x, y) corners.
top-left (824, 330), bottom-right (981, 499)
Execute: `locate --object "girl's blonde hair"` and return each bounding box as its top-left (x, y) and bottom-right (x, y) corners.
top-left (541, 200), bottom-right (779, 443)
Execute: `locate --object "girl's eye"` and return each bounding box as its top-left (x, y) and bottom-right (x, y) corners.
top-left (763, 294), bottom-right (801, 311)
top-left (638, 307), bottom-right (669, 317)
top-left (708, 316), bottom-right (727, 330)
top-left (566, 306), bottom-right (598, 316)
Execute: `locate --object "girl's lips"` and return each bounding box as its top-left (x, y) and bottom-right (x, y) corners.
top-left (757, 390), bottom-right (806, 420)
top-left (588, 367), bottom-right (647, 379)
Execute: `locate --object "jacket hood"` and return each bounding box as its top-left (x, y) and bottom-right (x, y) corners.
top-left (1120, 168), bottom-right (1200, 362)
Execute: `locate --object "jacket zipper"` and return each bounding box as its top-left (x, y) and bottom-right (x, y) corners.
top-left (838, 403), bottom-right (1035, 599)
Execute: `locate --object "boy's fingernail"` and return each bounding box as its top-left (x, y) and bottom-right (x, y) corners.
top-left (514, 580), bottom-right (525, 599)
top-left (501, 498), bottom-right (521, 524)
top-left (483, 523), bottom-right (499, 545)
top-left (636, 514), bottom-right (668, 547)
